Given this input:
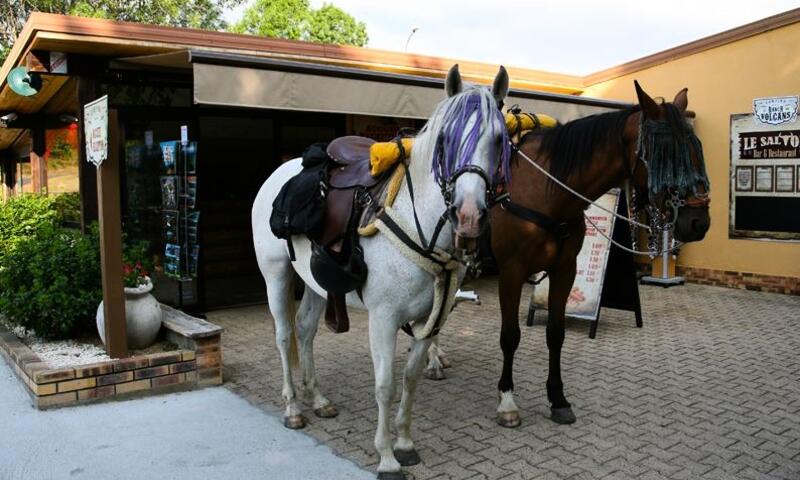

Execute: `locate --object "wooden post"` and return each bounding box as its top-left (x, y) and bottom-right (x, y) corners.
top-left (2, 157), bottom-right (17, 200)
top-left (97, 109), bottom-right (127, 358)
top-left (30, 128), bottom-right (47, 194)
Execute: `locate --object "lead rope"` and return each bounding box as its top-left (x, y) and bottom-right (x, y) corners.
top-left (514, 146), bottom-right (652, 231)
top-left (513, 143), bottom-right (682, 257)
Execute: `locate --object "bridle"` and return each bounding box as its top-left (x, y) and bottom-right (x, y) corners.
top-left (512, 107), bottom-right (709, 258)
top-left (397, 94), bottom-right (508, 267)
top-left (623, 111), bottom-right (710, 256)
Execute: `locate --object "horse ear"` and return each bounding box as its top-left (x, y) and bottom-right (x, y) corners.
top-left (634, 80), bottom-right (660, 118)
top-left (445, 64), bottom-right (463, 97)
top-left (673, 88), bottom-right (689, 113)
top-left (492, 66), bottom-right (509, 104)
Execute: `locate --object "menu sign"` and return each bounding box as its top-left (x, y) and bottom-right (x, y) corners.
top-left (531, 190), bottom-right (619, 321)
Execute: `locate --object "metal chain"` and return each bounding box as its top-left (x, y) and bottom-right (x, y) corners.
top-left (584, 213), bottom-right (680, 257)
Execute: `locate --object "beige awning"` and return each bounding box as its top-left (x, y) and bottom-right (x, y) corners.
top-left (192, 58), bottom-right (625, 122)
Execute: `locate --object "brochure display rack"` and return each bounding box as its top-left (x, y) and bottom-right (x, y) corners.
top-left (159, 138), bottom-right (200, 302)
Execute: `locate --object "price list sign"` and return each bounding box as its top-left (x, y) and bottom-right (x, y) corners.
top-left (531, 190), bottom-right (619, 321)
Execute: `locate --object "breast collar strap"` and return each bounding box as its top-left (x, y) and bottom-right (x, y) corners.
top-left (498, 196), bottom-right (573, 240)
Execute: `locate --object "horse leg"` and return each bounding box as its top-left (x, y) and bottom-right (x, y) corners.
top-left (263, 260), bottom-right (305, 429)
top-left (423, 335), bottom-right (446, 380)
top-left (496, 267), bottom-right (526, 428)
top-left (369, 313), bottom-right (403, 479)
top-left (295, 288), bottom-right (337, 418)
top-left (394, 336), bottom-right (432, 466)
top-left (545, 259), bottom-right (578, 425)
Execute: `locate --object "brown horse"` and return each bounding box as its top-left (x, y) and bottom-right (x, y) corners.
top-left (490, 81), bottom-right (711, 427)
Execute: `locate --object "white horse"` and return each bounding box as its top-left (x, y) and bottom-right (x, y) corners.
top-left (252, 64), bottom-right (510, 479)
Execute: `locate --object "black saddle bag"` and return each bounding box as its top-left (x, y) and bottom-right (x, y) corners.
top-left (269, 143), bottom-right (330, 259)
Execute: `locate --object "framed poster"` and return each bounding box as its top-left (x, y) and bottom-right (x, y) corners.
top-left (755, 166), bottom-right (773, 192)
top-left (735, 166), bottom-right (753, 192)
top-left (530, 190), bottom-right (619, 321)
top-left (776, 166), bottom-right (794, 192)
top-left (729, 113), bottom-right (800, 241)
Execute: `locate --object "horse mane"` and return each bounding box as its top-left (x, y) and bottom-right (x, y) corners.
top-left (413, 85), bottom-right (510, 184)
top-left (537, 106), bottom-right (639, 182)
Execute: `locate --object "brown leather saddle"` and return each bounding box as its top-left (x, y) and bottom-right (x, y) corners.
top-left (318, 136), bottom-right (401, 333)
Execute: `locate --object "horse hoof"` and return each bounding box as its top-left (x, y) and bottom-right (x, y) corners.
top-left (283, 414), bottom-right (307, 429)
top-left (314, 404), bottom-right (339, 418)
top-left (550, 407), bottom-right (576, 425)
top-left (424, 367), bottom-right (445, 381)
top-left (393, 448), bottom-right (421, 466)
top-left (496, 411), bottom-right (521, 428)
top-left (439, 356), bottom-right (452, 369)
top-left (377, 471), bottom-right (406, 480)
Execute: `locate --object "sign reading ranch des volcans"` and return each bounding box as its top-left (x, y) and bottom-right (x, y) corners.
top-left (84, 95), bottom-right (109, 167)
top-left (753, 96), bottom-right (798, 125)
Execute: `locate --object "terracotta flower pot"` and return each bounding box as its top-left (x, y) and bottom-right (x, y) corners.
top-left (96, 277), bottom-right (163, 350)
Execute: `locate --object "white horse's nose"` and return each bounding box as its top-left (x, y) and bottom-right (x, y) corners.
top-left (453, 195), bottom-right (486, 238)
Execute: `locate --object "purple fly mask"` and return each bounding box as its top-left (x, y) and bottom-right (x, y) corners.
top-left (431, 89), bottom-right (511, 188)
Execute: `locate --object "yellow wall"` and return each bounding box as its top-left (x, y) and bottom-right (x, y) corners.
top-left (582, 23), bottom-right (800, 278)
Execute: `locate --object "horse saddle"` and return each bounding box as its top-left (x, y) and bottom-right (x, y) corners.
top-left (320, 136), bottom-right (388, 250)
top-left (314, 136), bottom-right (401, 334)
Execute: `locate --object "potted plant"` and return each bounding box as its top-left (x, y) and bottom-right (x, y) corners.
top-left (97, 252), bottom-right (163, 350)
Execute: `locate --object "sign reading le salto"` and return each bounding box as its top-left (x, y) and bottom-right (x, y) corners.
top-left (739, 130), bottom-right (800, 159)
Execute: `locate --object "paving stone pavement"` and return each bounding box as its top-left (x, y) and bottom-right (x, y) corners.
top-left (207, 279), bottom-right (800, 480)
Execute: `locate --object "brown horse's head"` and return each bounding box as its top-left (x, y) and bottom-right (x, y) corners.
top-left (627, 81), bottom-right (711, 243)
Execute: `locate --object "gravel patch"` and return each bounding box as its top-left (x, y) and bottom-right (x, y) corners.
top-left (0, 317), bottom-right (177, 369)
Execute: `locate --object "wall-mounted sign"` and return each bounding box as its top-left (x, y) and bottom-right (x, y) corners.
top-left (730, 113), bottom-right (800, 241)
top-left (84, 95), bottom-right (109, 167)
top-left (753, 96), bottom-right (798, 125)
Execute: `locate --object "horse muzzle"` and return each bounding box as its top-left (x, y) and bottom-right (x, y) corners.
top-left (674, 205), bottom-right (710, 243)
top-left (450, 201), bottom-right (487, 252)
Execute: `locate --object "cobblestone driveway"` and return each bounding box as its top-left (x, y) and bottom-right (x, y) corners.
top-left (208, 279), bottom-right (800, 479)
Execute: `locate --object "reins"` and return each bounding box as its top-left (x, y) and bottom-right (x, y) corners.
top-left (512, 142), bottom-right (681, 258)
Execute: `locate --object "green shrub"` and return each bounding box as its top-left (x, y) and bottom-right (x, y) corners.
top-left (52, 192), bottom-right (82, 225)
top-left (0, 194), bottom-right (59, 261)
top-left (0, 225), bottom-right (102, 339)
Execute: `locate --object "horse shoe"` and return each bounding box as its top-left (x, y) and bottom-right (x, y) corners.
top-left (550, 407), bottom-right (577, 425)
top-left (496, 411), bottom-right (521, 428)
top-left (313, 404), bottom-right (339, 418)
top-left (283, 414), bottom-right (307, 429)
top-left (393, 448), bottom-right (421, 466)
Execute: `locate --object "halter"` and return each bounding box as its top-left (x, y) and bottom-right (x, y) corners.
top-left (624, 112), bottom-right (710, 256)
top-left (511, 108), bottom-right (710, 258)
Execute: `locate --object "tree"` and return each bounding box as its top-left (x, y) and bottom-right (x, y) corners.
top-left (231, 0), bottom-right (368, 47)
top-left (0, 0), bottom-right (241, 64)
top-left (307, 3), bottom-right (367, 46)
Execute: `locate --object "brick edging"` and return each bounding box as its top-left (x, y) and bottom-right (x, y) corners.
top-left (676, 266), bottom-right (800, 295)
top-left (0, 313), bottom-right (223, 409)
